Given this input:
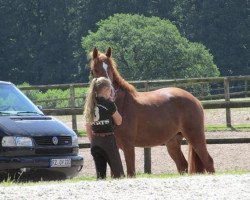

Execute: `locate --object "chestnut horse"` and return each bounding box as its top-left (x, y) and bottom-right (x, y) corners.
top-left (89, 47), bottom-right (215, 176)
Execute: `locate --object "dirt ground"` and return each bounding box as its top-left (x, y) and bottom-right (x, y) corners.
top-left (56, 108), bottom-right (250, 177)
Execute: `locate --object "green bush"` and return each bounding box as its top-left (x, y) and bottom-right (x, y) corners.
top-left (18, 83), bottom-right (88, 109)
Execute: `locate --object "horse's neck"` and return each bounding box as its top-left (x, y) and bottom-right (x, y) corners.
top-left (115, 87), bottom-right (135, 113)
top-left (112, 75), bottom-right (137, 109)
top-left (113, 73), bottom-right (136, 93)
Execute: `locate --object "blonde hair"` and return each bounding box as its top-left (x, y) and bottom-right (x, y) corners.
top-left (83, 77), bottom-right (112, 123)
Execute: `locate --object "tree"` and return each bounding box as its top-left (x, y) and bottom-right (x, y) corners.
top-left (197, 0), bottom-right (249, 76)
top-left (82, 14), bottom-right (220, 80)
top-left (0, 0), bottom-right (87, 84)
top-left (171, 0), bottom-right (250, 76)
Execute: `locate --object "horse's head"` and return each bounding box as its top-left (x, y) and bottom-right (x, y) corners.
top-left (89, 47), bottom-right (136, 95)
top-left (90, 47), bottom-right (114, 82)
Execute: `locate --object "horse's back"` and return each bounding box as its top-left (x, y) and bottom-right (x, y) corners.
top-left (130, 87), bottom-right (203, 145)
top-left (136, 87), bottom-right (201, 108)
top-left (148, 87), bottom-right (204, 120)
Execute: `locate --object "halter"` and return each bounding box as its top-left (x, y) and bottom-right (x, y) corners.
top-left (111, 85), bottom-right (119, 101)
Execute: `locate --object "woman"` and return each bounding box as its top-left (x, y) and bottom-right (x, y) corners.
top-left (84, 77), bottom-right (124, 179)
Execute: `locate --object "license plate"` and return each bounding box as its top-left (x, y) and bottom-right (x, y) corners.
top-left (50, 158), bottom-right (71, 168)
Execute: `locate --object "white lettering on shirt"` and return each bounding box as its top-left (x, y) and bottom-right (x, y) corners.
top-left (92, 119), bottom-right (110, 125)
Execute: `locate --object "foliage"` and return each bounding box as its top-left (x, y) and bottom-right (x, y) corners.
top-left (0, 0), bottom-right (88, 84)
top-left (82, 14), bottom-right (220, 80)
top-left (18, 83), bottom-right (88, 109)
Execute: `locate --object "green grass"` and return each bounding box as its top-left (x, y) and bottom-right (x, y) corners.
top-left (1, 171), bottom-right (249, 187)
top-left (0, 175), bottom-right (97, 187)
top-left (77, 130), bottom-right (87, 137)
top-left (135, 172), bottom-right (181, 179)
top-left (76, 124), bottom-right (250, 138)
top-left (135, 170), bottom-right (250, 179)
top-left (76, 124), bottom-right (250, 137)
top-left (205, 124), bottom-right (250, 132)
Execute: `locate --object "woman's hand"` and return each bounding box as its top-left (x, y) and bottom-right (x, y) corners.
top-left (108, 96), bottom-right (114, 102)
top-left (112, 111), bottom-right (122, 125)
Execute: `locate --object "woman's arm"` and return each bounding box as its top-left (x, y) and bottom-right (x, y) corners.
top-left (112, 111), bottom-right (122, 126)
top-left (85, 123), bottom-right (93, 142)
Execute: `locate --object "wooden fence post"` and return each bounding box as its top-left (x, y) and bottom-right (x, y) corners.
top-left (144, 81), bottom-right (151, 174)
top-left (245, 80), bottom-right (248, 97)
top-left (224, 77), bottom-right (231, 127)
top-left (70, 84), bottom-right (78, 133)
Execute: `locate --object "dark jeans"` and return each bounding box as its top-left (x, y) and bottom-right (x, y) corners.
top-left (91, 134), bottom-right (124, 179)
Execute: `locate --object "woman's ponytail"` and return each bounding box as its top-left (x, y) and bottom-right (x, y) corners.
top-left (83, 78), bottom-right (97, 123)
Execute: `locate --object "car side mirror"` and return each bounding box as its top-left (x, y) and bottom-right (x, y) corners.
top-left (37, 105), bottom-right (43, 110)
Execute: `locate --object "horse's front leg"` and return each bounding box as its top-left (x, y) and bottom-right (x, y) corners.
top-left (123, 143), bottom-right (135, 177)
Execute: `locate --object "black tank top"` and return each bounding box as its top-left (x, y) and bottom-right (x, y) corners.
top-left (91, 97), bottom-right (117, 133)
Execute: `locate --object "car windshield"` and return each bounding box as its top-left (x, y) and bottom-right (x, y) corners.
top-left (0, 83), bottom-right (43, 116)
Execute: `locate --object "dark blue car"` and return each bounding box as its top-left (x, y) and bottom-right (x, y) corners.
top-left (0, 81), bottom-right (83, 180)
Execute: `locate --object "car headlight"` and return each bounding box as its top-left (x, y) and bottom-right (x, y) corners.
top-left (2, 136), bottom-right (33, 147)
top-left (72, 135), bottom-right (78, 146)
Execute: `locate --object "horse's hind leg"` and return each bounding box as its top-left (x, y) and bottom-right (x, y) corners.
top-left (189, 138), bottom-right (214, 173)
top-left (166, 133), bottom-right (188, 173)
top-left (182, 129), bottom-right (215, 173)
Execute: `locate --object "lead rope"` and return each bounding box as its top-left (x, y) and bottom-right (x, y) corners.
top-left (110, 86), bottom-right (118, 102)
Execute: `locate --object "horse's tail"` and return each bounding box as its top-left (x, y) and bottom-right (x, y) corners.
top-left (188, 144), bottom-right (205, 173)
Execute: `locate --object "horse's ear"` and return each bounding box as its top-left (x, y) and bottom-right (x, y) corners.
top-left (106, 47), bottom-right (112, 58)
top-left (93, 47), bottom-right (98, 59)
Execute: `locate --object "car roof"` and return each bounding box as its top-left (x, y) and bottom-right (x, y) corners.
top-left (0, 81), bottom-right (13, 85)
